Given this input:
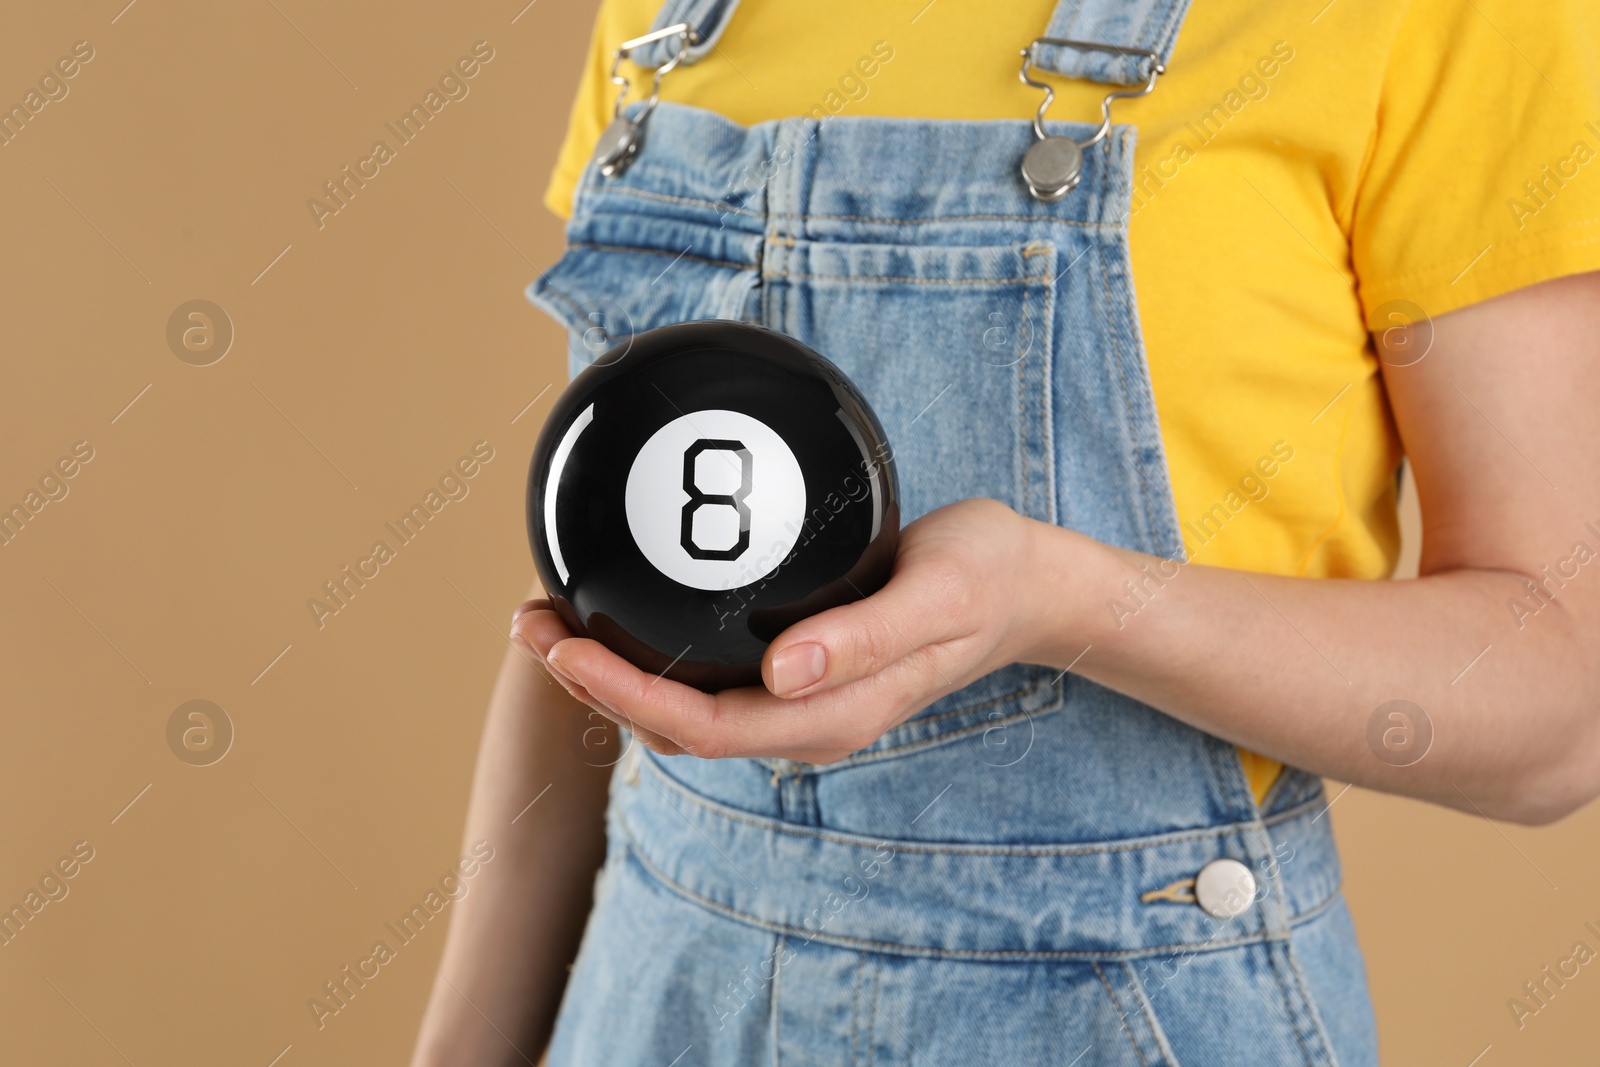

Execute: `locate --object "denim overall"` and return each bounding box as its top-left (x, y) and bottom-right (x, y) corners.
top-left (527, 2), bottom-right (1379, 1063)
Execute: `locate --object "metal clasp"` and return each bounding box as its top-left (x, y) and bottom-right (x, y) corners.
top-left (1016, 38), bottom-right (1166, 202)
top-left (592, 22), bottom-right (700, 178)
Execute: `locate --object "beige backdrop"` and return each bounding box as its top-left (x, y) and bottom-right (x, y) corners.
top-left (1, 2), bottom-right (1594, 1064)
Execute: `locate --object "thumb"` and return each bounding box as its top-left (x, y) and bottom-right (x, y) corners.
top-left (761, 564), bottom-right (968, 698)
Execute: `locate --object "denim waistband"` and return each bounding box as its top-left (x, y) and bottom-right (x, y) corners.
top-left (614, 752), bottom-right (1342, 960)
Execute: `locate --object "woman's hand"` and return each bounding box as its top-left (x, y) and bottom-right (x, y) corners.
top-left (511, 498), bottom-right (1089, 764)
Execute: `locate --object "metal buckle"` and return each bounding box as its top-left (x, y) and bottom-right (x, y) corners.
top-left (591, 22), bottom-right (700, 179)
top-left (1016, 38), bottom-right (1166, 202)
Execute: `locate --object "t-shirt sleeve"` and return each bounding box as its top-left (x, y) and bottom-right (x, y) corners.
top-left (543, 1), bottom-right (636, 221)
top-left (1352, 0), bottom-right (1600, 329)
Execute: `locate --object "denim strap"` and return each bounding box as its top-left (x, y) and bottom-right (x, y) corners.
top-left (631, 0), bottom-right (742, 69)
top-left (1033, 0), bottom-right (1194, 84)
top-left (632, 0), bottom-right (1193, 84)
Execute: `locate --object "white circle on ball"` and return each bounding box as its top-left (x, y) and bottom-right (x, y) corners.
top-left (625, 409), bottom-right (807, 591)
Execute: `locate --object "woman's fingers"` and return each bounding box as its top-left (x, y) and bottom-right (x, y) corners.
top-left (511, 604), bottom-right (571, 660)
top-left (549, 635), bottom-right (938, 761)
top-left (761, 561), bottom-right (974, 698)
top-left (511, 604), bottom-right (685, 754)
top-left (510, 598), bottom-right (547, 626)
top-left (546, 637), bottom-right (719, 749)
top-left (520, 561), bottom-right (976, 759)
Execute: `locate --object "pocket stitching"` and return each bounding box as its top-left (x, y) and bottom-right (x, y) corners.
top-left (769, 269), bottom-right (1043, 285)
top-left (835, 690), bottom-right (1061, 770)
top-left (1263, 937), bottom-right (1342, 1067)
top-left (757, 238), bottom-right (1060, 763)
top-left (1092, 960), bottom-right (1156, 1067)
top-left (588, 181), bottom-right (1128, 228)
top-left (569, 239), bottom-right (753, 272)
top-left (535, 275), bottom-right (597, 336)
top-left (1116, 960), bottom-right (1187, 1067)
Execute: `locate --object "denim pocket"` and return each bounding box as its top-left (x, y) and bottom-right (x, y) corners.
top-left (762, 236), bottom-right (1063, 758)
top-left (762, 237), bottom-right (1058, 527)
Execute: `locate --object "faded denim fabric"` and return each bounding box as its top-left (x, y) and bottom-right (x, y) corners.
top-left (525, 81), bottom-right (1379, 1067)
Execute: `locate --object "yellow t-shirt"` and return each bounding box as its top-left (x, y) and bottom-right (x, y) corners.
top-left (544, 0), bottom-right (1600, 803)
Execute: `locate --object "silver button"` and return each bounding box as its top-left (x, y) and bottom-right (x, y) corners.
top-left (1020, 136), bottom-right (1083, 202)
top-left (593, 116), bottom-right (642, 178)
top-left (1194, 858), bottom-right (1258, 920)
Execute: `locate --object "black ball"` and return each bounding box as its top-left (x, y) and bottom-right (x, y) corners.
top-left (527, 320), bottom-right (900, 692)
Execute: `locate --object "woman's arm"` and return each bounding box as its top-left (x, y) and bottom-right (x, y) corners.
top-left (520, 271), bottom-right (1600, 826)
top-left (1054, 270), bottom-right (1600, 823)
top-left (410, 588), bottom-right (615, 1067)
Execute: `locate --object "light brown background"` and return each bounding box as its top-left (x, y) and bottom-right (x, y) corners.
top-left (1, 2), bottom-right (1594, 1064)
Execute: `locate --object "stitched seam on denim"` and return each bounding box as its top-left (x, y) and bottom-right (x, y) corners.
top-left (1254, 783), bottom-right (1331, 934)
top-left (1094, 960), bottom-right (1154, 1067)
top-left (1263, 785), bottom-right (1327, 828)
top-left (1285, 885), bottom-right (1343, 928)
top-left (823, 676), bottom-right (1058, 766)
top-left (1262, 940), bottom-right (1315, 1066)
top-left (1019, 250), bottom-right (1033, 521)
top-left (1259, 815), bottom-right (1297, 939)
top-left (1121, 961), bottom-right (1184, 1067)
top-left (849, 954), bottom-right (860, 1066)
top-left (1266, 939), bottom-right (1330, 1067)
top-left (593, 186), bottom-right (1125, 227)
top-left (532, 278), bottom-right (594, 335)
top-left (784, 212), bottom-right (1121, 227)
top-left (568, 240), bottom-right (754, 272)
top-left (760, 238), bottom-right (775, 327)
top-left (1258, 763), bottom-right (1310, 814)
top-left (885, 679), bottom-right (1041, 730)
top-left (1283, 929), bottom-right (1345, 1066)
top-left (1036, 241), bottom-right (1059, 524)
top-left (642, 755), bottom-right (1327, 855)
top-left (830, 698), bottom-right (1061, 768)
top-left (1150, 0), bottom-right (1190, 67)
top-left (1207, 732), bottom-right (1257, 824)
top-left (867, 963), bottom-right (880, 1066)
top-left (621, 832), bottom-right (1288, 961)
top-left (770, 931), bottom-right (784, 1067)
top-left (769, 270), bottom-right (1042, 285)
top-left (1223, 743), bottom-right (1294, 935)
top-left (592, 184), bottom-right (764, 218)
top-left (1102, 171), bottom-right (1167, 561)
top-left (1037, 243), bottom-right (1057, 521)
top-left (1115, 128), bottom-right (1173, 559)
top-left (1018, 244), bottom-right (1055, 524)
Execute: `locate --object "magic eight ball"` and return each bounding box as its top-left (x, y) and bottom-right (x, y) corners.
top-left (527, 320), bottom-right (900, 692)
